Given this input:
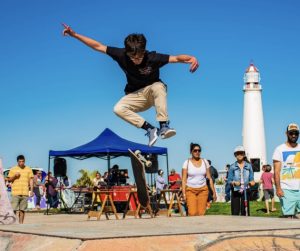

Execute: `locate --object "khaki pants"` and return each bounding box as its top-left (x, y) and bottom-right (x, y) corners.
top-left (113, 82), bottom-right (168, 128)
top-left (186, 186), bottom-right (209, 216)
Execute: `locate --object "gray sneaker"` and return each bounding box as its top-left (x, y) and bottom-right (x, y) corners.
top-left (159, 123), bottom-right (176, 139)
top-left (146, 127), bottom-right (159, 146)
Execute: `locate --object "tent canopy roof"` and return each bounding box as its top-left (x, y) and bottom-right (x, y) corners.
top-left (49, 128), bottom-right (167, 159)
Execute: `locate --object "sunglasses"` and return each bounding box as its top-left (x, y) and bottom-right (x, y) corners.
top-left (192, 149), bottom-right (201, 153)
top-left (288, 131), bottom-right (299, 136)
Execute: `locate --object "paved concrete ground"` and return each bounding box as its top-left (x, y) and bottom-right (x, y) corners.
top-left (0, 213), bottom-right (299, 250)
top-left (0, 213), bottom-right (299, 239)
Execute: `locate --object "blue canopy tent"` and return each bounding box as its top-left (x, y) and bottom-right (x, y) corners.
top-left (48, 128), bottom-right (169, 176)
top-left (46, 128), bottom-right (169, 215)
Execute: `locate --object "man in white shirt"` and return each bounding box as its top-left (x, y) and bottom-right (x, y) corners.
top-left (273, 123), bottom-right (300, 219)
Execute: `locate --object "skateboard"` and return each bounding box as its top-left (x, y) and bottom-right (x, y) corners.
top-left (128, 149), bottom-right (151, 208)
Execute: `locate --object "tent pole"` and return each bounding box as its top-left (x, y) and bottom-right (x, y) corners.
top-left (166, 153), bottom-right (170, 186)
top-left (46, 156), bottom-right (50, 215)
top-left (107, 153), bottom-right (111, 172)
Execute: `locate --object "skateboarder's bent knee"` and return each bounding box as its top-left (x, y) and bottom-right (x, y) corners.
top-left (113, 103), bottom-right (125, 117)
top-left (113, 103), bottom-right (144, 128)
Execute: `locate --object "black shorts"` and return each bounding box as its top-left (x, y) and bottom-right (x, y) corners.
top-left (263, 189), bottom-right (274, 200)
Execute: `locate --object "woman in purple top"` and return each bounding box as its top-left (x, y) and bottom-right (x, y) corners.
top-left (260, 165), bottom-right (276, 214)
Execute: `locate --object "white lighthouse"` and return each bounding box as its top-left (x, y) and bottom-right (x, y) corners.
top-left (242, 63), bottom-right (267, 181)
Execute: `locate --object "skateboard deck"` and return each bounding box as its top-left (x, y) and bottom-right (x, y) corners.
top-left (128, 149), bottom-right (150, 208)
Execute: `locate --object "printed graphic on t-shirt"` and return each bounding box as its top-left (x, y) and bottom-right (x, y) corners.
top-left (281, 151), bottom-right (300, 180)
top-left (139, 67), bottom-right (153, 75)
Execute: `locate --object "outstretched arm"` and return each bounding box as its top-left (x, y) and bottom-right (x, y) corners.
top-left (62, 23), bottom-right (107, 53)
top-left (169, 54), bottom-right (199, 73)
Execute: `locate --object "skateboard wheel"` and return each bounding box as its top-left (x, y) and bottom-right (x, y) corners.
top-left (135, 150), bottom-right (141, 155)
top-left (145, 161), bottom-right (152, 168)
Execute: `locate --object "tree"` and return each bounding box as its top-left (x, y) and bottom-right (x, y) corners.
top-left (75, 169), bottom-right (97, 187)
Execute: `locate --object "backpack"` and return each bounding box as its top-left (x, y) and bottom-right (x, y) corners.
top-left (210, 166), bottom-right (219, 181)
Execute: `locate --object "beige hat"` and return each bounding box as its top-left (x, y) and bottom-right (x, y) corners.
top-left (287, 123), bottom-right (299, 132)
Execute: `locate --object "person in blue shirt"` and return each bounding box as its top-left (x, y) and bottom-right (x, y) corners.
top-left (228, 146), bottom-right (255, 216)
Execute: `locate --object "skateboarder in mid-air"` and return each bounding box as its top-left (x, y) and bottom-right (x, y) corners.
top-left (62, 24), bottom-right (199, 146)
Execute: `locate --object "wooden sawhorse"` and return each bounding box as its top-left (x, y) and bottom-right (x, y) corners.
top-left (123, 190), bottom-right (139, 218)
top-left (135, 202), bottom-right (154, 218)
top-left (122, 189), bottom-right (154, 218)
top-left (159, 189), bottom-right (183, 217)
top-left (87, 190), bottom-right (119, 220)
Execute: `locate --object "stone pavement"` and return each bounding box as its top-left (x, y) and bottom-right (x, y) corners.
top-left (0, 213), bottom-right (299, 251)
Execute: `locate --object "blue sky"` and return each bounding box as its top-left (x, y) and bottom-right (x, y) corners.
top-left (1, 0), bottom-right (299, 183)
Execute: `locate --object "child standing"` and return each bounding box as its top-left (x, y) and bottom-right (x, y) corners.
top-left (260, 164), bottom-right (276, 214)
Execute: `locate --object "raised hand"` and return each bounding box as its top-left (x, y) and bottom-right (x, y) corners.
top-left (188, 56), bottom-right (199, 73)
top-left (62, 23), bottom-right (75, 37)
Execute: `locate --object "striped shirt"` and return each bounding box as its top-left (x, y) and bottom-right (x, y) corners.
top-left (8, 166), bottom-right (33, 196)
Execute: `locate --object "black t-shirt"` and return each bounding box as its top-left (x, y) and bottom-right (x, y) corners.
top-left (106, 46), bottom-right (169, 94)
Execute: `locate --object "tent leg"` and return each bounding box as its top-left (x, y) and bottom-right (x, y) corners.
top-left (46, 156), bottom-right (50, 215)
top-left (107, 154), bottom-right (111, 172)
top-left (166, 153), bottom-right (169, 186)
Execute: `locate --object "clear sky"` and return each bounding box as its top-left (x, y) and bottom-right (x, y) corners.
top-left (1, 0), bottom-right (299, 184)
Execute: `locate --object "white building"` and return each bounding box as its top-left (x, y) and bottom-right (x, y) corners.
top-left (242, 63), bottom-right (267, 181)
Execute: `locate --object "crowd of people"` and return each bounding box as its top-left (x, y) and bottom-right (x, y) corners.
top-left (3, 123), bottom-right (300, 223)
top-left (153, 123), bottom-right (300, 219)
top-left (5, 156), bottom-right (73, 223)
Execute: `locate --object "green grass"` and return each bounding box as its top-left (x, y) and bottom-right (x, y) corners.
top-left (29, 202), bottom-right (283, 218)
top-left (206, 201), bottom-right (282, 217)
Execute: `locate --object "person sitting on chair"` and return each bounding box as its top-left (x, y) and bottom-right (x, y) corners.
top-left (93, 172), bottom-right (104, 190)
top-left (168, 168), bottom-right (181, 190)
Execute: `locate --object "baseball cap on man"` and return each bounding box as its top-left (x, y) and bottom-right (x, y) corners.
top-left (287, 123), bottom-right (299, 132)
top-left (234, 146), bottom-right (245, 153)
top-left (170, 168), bottom-right (176, 173)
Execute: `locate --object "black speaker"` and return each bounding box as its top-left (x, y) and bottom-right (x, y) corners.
top-left (145, 154), bottom-right (158, 173)
top-left (250, 158), bottom-right (260, 172)
top-left (54, 157), bottom-right (67, 177)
